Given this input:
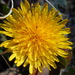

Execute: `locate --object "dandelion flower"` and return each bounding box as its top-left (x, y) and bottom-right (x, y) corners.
top-left (0, 0), bottom-right (72, 74)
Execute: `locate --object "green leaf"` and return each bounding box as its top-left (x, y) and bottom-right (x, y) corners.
top-left (0, 3), bottom-right (10, 15)
top-left (0, 49), bottom-right (3, 53)
top-left (58, 56), bottom-right (69, 67)
top-left (62, 66), bottom-right (75, 75)
top-left (2, 4), bottom-right (10, 14)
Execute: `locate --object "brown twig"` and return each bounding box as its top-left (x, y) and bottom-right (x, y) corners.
top-left (0, 54), bottom-right (11, 68)
top-left (0, 51), bottom-right (8, 55)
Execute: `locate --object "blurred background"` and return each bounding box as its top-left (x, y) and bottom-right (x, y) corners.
top-left (0, 0), bottom-right (75, 75)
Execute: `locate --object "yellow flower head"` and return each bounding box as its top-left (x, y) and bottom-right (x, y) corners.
top-left (0, 0), bottom-right (72, 74)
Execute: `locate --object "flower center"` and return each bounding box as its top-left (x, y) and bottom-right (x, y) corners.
top-left (31, 33), bottom-right (40, 41)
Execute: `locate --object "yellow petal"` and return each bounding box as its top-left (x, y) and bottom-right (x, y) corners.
top-left (29, 63), bottom-right (34, 74)
top-left (17, 59), bottom-right (24, 66)
top-left (0, 40), bottom-right (11, 47)
top-left (59, 19), bottom-right (68, 25)
top-left (23, 59), bottom-right (29, 67)
top-left (0, 31), bottom-right (13, 37)
top-left (42, 3), bottom-right (48, 15)
top-left (20, 1), bottom-right (27, 15)
top-left (24, 0), bottom-right (30, 10)
top-left (9, 54), bottom-right (16, 61)
top-left (38, 66), bottom-right (42, 72)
